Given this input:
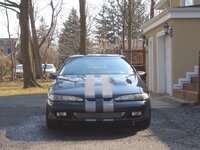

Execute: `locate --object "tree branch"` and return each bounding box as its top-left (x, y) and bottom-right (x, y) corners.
top-left (6, 0), bottom-right (19, 7)
top-left (0, 4), bottom-right (19, 13)
top-left (38, 0), bottom-right (62, 49)
top-left (0, 1), bottom-right (19, 8)
top-left (0, 0), bottom-right (20, 13)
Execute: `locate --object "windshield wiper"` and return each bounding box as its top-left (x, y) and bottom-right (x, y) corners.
top-left (57, 76), bottom-right (77, 83)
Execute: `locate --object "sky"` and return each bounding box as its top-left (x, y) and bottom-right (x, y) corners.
top-left (0, 0), bottom-right (104, 38)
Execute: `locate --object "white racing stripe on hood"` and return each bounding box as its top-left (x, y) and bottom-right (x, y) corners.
top-left (101, 75), bottom-right (112, 98)
top-left (85, 75), bottom-right (96, 112)
top-left (101, 75), bottom-right (114, 112)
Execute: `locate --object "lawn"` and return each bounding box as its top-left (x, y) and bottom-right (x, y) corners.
top-left (0, 81), bottom-right (51, 96)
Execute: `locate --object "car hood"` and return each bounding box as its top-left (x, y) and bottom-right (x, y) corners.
top-left (49, 74), bottom-right (148, 98)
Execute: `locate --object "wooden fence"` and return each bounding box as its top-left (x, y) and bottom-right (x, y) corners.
top-left (123, 49), bottom-right (146, 66)
top-left (123, 49), bottom-right (146, 82)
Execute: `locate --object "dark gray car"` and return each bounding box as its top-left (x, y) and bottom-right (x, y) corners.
top-left (46, 54), bottom-right (151, 130)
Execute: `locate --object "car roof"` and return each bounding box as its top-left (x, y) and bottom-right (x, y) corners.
top-left (42, 63), bottom-right (54, 65)
top-left (69, 54), bottom-right (124, 58)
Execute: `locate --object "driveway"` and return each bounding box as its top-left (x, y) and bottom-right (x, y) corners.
top-left (0, 94), bottom-right (200, 150)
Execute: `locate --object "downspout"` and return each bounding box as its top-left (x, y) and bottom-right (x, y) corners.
top-left (169, 0), bottom-right (172, 8)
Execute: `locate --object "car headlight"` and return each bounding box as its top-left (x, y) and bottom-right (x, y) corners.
top-left (115, 93), bottom-right (149, 101)
top-left (48, 94), bottom-right (83, 102)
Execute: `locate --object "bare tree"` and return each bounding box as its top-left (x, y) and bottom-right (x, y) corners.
top-left (0, 0), bottom-right (40, 88)
top-left (150, 0), bottom-right (155, 18)
top-left (20, 0), bottom-right (40, 88)
top-left (79, 0), bottom-right (87, 54)
top-left (40, 0), bottom-right (62, 67)
top-left (29, 0), bottom-right (43, 79)
top-left (29, 0), bottom-right (62, 79)
top-left (128, 0), bottom-right (132, 51)
top-left (4, 3), bottom-right (15, 81)
top-left (37, 0), bottom-right (62, 50)
top-left (116, 0), bottom-right (128, 51)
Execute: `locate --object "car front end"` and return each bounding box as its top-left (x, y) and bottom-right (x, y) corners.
top-left (46, 75), bottom-right (150, 130)
top-left (46, 93), bottom-right (150, 124)
top-left (46, 55), bottom-right (151, 130)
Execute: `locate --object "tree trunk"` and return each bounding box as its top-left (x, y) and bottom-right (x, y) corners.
top-left (5, 6), bottom-right (14, 81)
top-left (128, 0), bottom-right (132, 62)
top-left (79, 0), bottom-right (86, 55)
top-left (122, 0), bottom-right (127, 51)
top-left (20, 0), bottom-right (41, 88)
top-left (150, 0), bottom-right (155, 19)
top-left (29, 0), bottom-right (43, 79)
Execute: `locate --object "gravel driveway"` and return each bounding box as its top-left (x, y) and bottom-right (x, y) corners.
top-left (0, 94), bottom-right (200, 150)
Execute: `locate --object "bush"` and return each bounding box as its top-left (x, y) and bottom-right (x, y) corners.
top-left (0, 54), bottom-right (11, 81)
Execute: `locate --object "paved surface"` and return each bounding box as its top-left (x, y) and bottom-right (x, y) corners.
top-left (0, 94), bottom-right (200, 150)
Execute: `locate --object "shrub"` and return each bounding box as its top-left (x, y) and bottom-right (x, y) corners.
top-left (0, 54), bottom-right (11, 81)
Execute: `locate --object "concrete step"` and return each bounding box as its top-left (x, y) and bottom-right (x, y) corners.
top-left (183, 83), bottom-right (198, 92)
top-left (191, 77), bottom-right (199, 83)
top-left (173, 89), bottom-right (198, 102)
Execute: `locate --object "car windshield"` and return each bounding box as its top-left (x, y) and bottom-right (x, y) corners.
top-left (16, 65), bottom-right (23, 70)
top-left (42, 64), bottom-right (54, 69)
top-left (59, 56), bottom-right (135, 75)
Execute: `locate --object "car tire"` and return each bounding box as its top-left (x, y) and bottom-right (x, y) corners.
top-left (46, 107), bottom-right (61, 129)
top-left (134, 117), bottom-right (150, 131)
top-left (135, 108), bottom-right (151, 131)
top-left (46, 118), bottom-right (61, 129)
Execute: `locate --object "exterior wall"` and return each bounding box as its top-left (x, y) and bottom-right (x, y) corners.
top-left (171, 0), bottom-right (181, 7)
top-left (143, 1), bottom-right (200, 94)
top-left (144, 18), bottom-right (200, 94)
top-left (194, 0), bottom-right (200, 5)
top-left (157, 0), bottom-right (200, 9)
top-left (0, 38), bottom-right (15, 55)
top-left (171, 0), bottom-right (200, 7)
top-left (171, 19), bottom-right (200, 84)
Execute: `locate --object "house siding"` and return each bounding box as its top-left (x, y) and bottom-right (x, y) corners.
top-left (156, 0), bottom-right (200, 10)
top-left (172, 18), bottom-right (200, 84)
top-left (172, 0), bottom-right (200, 7)
top-left (144, 18), bottom-right (200, 94)
top-left (194, 0), bottom-right (200, 5)
top-left (171, 1), bottom-right (181, 7)
top-left (143, 1), bottom-right (200, 94)
top-left (0, 38), bottom-right (17, 55)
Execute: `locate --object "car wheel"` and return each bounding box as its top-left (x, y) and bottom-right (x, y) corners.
top-left (135, 108), bottom-right (151, 131)
top-left (134, 117), bottom-right (150, 131)
top-left (46, 107), bottom-right (61, 129)
top-left (46, 118), bottom-right (61, 129)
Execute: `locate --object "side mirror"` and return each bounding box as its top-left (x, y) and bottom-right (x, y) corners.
top-left (49, 73), bottom-right (58, 79)
top-left (138, 71), bottom-right (146, 76)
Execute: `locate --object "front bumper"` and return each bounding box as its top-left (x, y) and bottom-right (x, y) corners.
top-left (46, 99), bottom-right (151, 122)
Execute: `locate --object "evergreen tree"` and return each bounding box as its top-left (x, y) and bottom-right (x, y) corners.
top-left (95, 0), bottom-right (122, 45)
top-left (95, 0), bottom-right (148, 50)
top-left (37, 17), bottom-right (48, 39)
top-left (58, 8), bottom-right (80, 63)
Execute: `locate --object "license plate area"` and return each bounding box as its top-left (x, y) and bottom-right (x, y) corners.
top-left (74, 112), bottom-right (125, 119)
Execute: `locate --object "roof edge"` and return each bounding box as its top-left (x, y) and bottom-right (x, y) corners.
top-left (141, 7), bottom-right (200, 33)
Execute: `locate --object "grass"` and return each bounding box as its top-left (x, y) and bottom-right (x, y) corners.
top-left (0, 81), bottom-right (52, 96)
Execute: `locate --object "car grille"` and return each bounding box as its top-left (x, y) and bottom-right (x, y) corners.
top-left (74, 112), bottom-right (125, 119)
